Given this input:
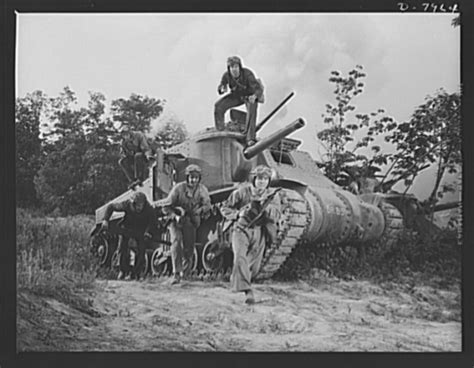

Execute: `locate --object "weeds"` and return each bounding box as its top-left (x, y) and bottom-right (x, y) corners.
top-left (16, 208), bottom-right (98, 305)
top-left (275, 228), bottom-right (461, 289)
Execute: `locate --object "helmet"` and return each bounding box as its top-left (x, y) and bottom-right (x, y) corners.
top-left (185, 164), bottom-right (202, 176)
top-left (227, 55), bottom-right (242, 68)
top-left (131, 192), bottom-right (147, 206)
top-left (250, 165), bottom-right (272, 186)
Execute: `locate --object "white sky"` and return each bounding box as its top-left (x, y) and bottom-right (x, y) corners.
top-left (16, 13), bottom-right (461, 200)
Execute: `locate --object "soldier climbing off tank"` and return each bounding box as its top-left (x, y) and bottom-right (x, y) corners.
top-left (214, 55), bottom-right (264, 147)
top-left (101, 192), bottom-right (156, 281)
top-left (163, 164), bottom-right (211, 285)
top-left (220, 165), bottom-right (281, 305)
top-left (118, 129), bottom-right (156, 190)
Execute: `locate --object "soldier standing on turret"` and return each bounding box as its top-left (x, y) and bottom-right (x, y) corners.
top-left (220, 165), bottom-right (281, 304)
top-left (214, 56), bottom-right (264, 147)
top-left (163, 164), bottom-right (211, 285)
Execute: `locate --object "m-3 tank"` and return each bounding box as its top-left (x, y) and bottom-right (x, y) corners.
top-left (90, 92), bottom-right (404, 279)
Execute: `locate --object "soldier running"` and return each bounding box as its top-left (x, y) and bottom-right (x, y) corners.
top-left (118, 129), bottom-right (155, 189)
top-left (163, 164), bottom-right (211, 285)
top-left (101, 191), bottom-right (156, 280)
top-left (220, 165), bottom-right (281, 304)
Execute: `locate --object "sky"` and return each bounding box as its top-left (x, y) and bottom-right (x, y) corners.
top-left (16, 13), bottom-right (461, 200)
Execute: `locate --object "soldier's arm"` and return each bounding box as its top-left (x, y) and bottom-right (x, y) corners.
top-left (102, 201), bottom-right (128, 224)
top-left (220, 188), bottom-right (244, 220)
top-left (138, 133), bottom-right (153, 158)
top-left (264, 191), bottom-right (282, 223)
top-left (245, 69), bottom-right (263, 97)
top-left (197, 185), bottom-right (211, 215)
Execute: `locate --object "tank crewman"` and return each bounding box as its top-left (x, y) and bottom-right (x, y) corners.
top-left (163, 164), bottom-right (211, 285)
top-left (214, 55), bottom-right (264, 147)
top-left (119, 130), bottom-right (155, 189)
top-left (220, 165), bottom-right (281, 305)
top-left (101, 192), bottom-right (156, 281)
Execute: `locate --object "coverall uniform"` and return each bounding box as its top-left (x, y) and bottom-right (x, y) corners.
top-left (164, 182), bottom-right (211, 275)
top-left (119, 131), bottom-right (153, 183)
top-left (103, 198), bottom-right (155, 279)
top-left (220, 184), bottom-right (281, 293)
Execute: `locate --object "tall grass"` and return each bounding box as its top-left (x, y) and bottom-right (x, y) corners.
top-left (16, 208), bottom-right (98, 303)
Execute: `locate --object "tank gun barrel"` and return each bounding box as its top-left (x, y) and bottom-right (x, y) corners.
top-left (255, 91), bottom-right (295, 133)
top-left (432, 201), bottom-right (461, 212)
top-left (243, 118), bottom-right (305, 160)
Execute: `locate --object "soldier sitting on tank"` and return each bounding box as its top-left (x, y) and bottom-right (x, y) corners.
top-left (214, 55), bottom-right (264, 147)
top-left (220, 165), bottom-right (281, 305)
top-left (119, 129), bottom-right (155, 189)
top-left (101, 192), bottom-right (156, 281)
top-left (163, 164), bottom-right (211, 285)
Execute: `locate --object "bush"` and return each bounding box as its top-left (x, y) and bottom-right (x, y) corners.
top-left (16, 208), bottom-right (98, 302)
top-left (274, 229), bottom-right (461, 288)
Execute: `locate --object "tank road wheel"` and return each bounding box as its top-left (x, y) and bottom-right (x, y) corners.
top-left (151, 246), bottom-right (170, 277)
top-left (183, 247), bottom-right (198, 274)
top-left (90, 233), bottom-right (116, 267)
top-left (202, 240), bottom-right (225, 273)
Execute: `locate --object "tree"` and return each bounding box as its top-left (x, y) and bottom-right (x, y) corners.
top-left (110, 94), bottom-right (165, 133)
top-left (15, 90), bottom-right (47, 207)
top-left (382, 89), bottom-right (461, 205)
top-left (154, 118), bottom-right (189, 150)
top-left (317, 66), bottom-right (396, 186)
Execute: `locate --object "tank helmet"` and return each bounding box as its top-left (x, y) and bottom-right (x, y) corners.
top-left (227, 55), bottom-right (242, 68)
top-left (131, 191), bottom-right (147, 207)
top-left (250, 165), bottom-right (272, 186)
top-left (185, 164), bottom-right (202, 176)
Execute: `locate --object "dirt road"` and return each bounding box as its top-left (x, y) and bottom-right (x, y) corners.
top-left (17, 273), bottom-right (461, 352)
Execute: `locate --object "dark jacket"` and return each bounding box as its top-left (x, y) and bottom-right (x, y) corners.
top-left (103, 199), bottom-right (155, 235)
top-left (120, 131), bottom-right (152, 158)
top-left (218, 67), bottom-right (263, 100)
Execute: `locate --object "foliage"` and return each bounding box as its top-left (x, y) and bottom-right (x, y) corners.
top-left (15, 91), bottom-right (47, 207)
top-left (110, 93), bottom-right (165, 133)
top-left (30, 87), bottom-right (167, 215)
top-left (154, 118), bottom-right (189, 150)
top-left (275, 229), bottom-right (460, 289)
top-left (381, 89), bottom-right (461, 205)
top-left (16, 208), bottom-right (98, 299)
top-left (318, 67), bottom-right (461, 204)
top-left (317, 66), bottom-right (396, 186)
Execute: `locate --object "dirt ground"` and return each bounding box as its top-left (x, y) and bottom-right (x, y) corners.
top-left (17, 273), bottom-right (461, 352)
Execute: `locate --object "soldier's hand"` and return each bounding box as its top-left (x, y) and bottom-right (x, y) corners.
top-left (248, 94), bottom-right (257, 104)
top-left (101, 220), bottom-right (109, 231)
top-left (218, 85), bottom-right (227, 95)
top-left (144, 232), bottom-right (152, 240)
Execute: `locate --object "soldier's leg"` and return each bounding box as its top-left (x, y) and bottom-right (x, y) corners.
top-left (132, 235), bottom-right (147, 280)
top-left (181, 218), bottom-right (197, 276)
top-left (248, 227), bottom-right (266, 279)
top-left (119, 155), bottom-right (135, 182)
top-left (118, 235), bottom-right (131, 277)
top-left (134, 152), bottom-right (146, 182)
top-left (214, 95), bottom-right (244, 131)
top-left (230, 228), bottom-right (253, 292)
top-left (244, 101), bottom-right (258, 144)
top-left (169, 222), bottom-right (184, 275)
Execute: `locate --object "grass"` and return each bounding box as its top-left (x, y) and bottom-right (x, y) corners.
top-left (16, 208), bottom-right (98, 306)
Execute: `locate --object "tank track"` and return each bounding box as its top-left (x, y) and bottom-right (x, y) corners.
top-left (376, 201), bottom-right (404, 249)
top-left (257, 188), bottom-right (310, 279)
